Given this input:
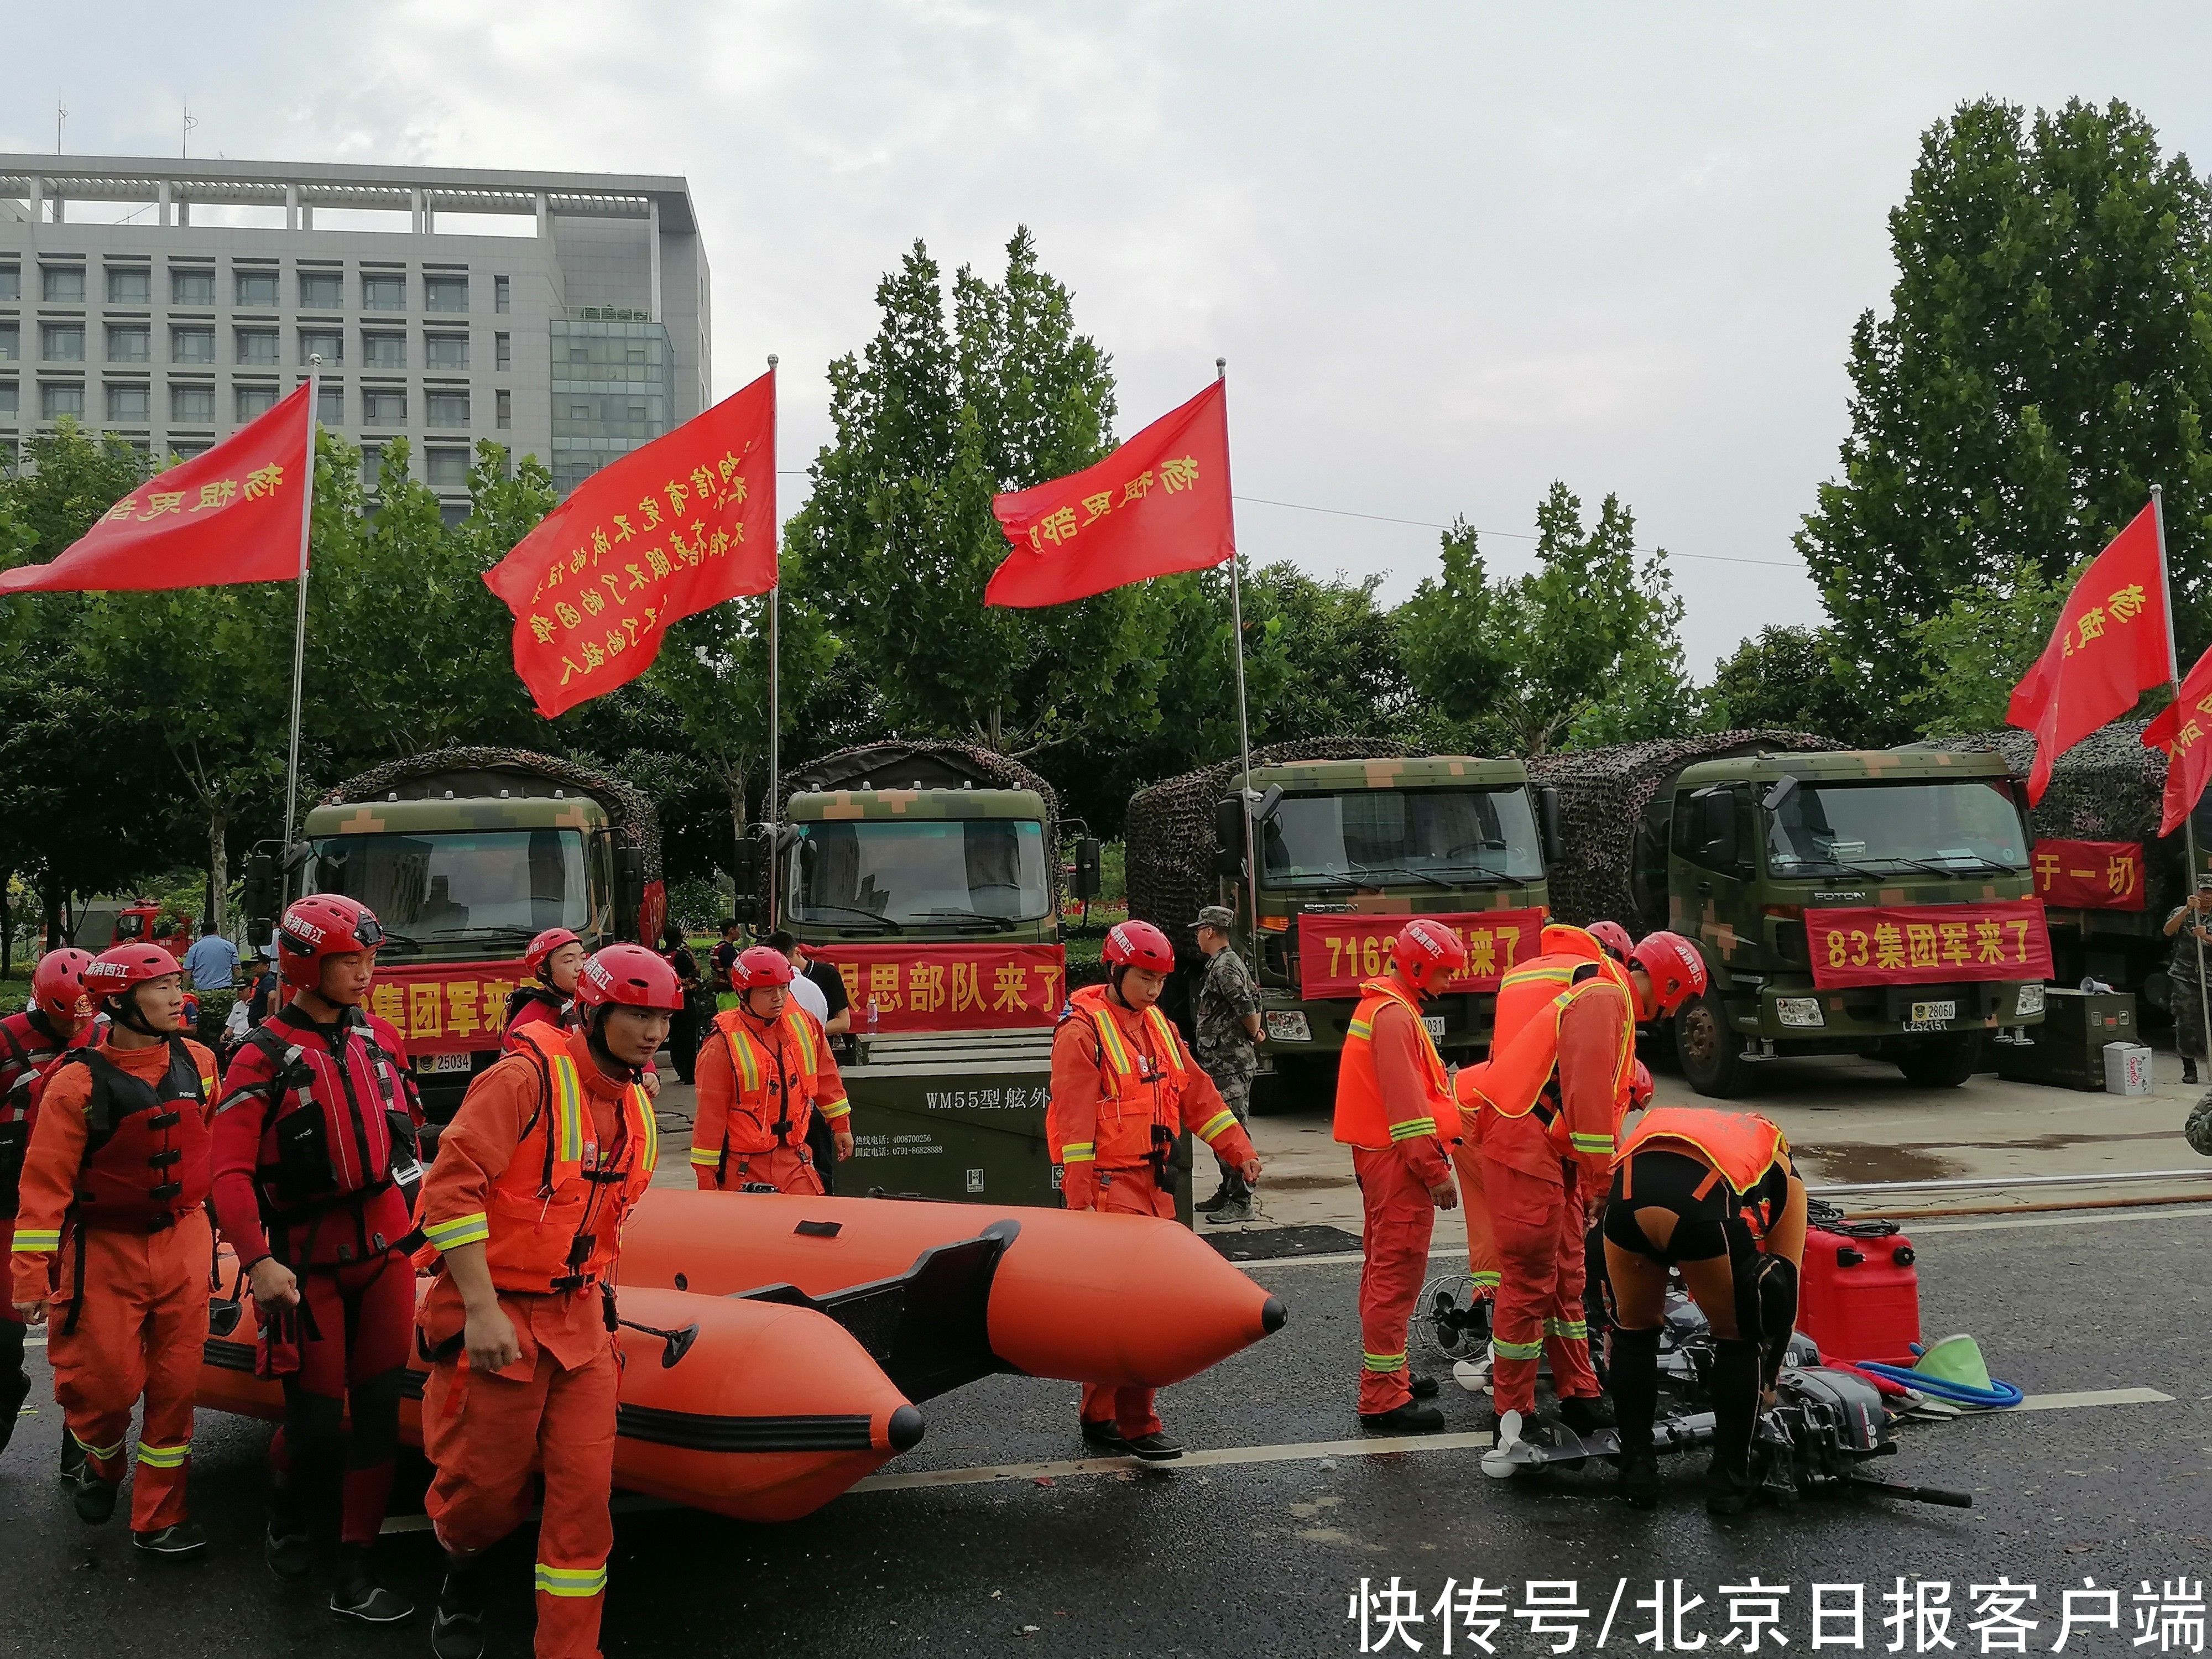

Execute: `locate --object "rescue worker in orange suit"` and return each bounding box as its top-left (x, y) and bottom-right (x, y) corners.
top-left (212, 895), bottom-right (424, 1623)
top-left (1604, 1105), bottom-right (1808, 1512)
top-left (1048, 919), bottom-right (1261, 1460)
top-left (0, 946), bottom-right (94, 1452)
top-left (1465, 927), bottom-right (1705, 1475)
top-left (416, 943), bottom-right (672, 1659)
top-left (1332, 917), bottom-right (1468, 1433)
top-left (8, 944), bottom-right (218, 1558)
top-left (690, 944), bottom-right (849, 1194)
top-left (504, 928), bottom-right (659, 1099)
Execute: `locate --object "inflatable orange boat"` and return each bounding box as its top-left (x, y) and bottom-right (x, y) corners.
top-left (199, 1255), bottom-right (921, 1524)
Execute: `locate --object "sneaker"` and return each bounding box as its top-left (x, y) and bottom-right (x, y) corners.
top-left (1408, 1375), bottom-right (1441, 1401)
top-left (266, 1485), bottom-right (311, 1580)
top-left (1078, 1418), bottom-right (1126, 1453)
top-left (330, 1547), bottom-right (415, 1625)
top-left (1204, 1196), bottom-right (1254, 1225)
top-left (1119, 1431), bottom-right (1185, 1462)
top-left (133, 1522), bottom-right (208, 1559)
top-left (1617, 1452), bottom-right (1662, 1509)
top-left (431, 1566), bottom-right (486, 1659)
top-left (1359, 1400), bottom-right (1446, 1434)
top-left (1194, 1181), bottom-right (1232, 1214)
top-left (71, 1465), bottom-right (119, 1525)
top-left (1558, 1394), bottom-right (1616, 1434)
top-left (1480, 1408), bottom-right (1529, 1478)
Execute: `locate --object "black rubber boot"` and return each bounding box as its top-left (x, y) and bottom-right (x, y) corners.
top-left (1609, 1326), bottom-right (1662, 1509)
top-left (58, 1430), bottom-right (85, 1486)
top-left (0, 1363), bottom-right (29, 1456)
top-left (71, 1463), bottom-right (119, 1526)
top-left (265, 1479), bottom-right (312, 1580)
top-left (2188, 1060), bottom-right (2201, 1086)
top-left (1558, 1394), bottom-right (1616, 1433)
top-left (133, 1521), bottom-right (208, 1559)
top-left (1706, 1336), bottom-right (1762, 1516)
top-left (330, 1543), bottom-right (415, 1624)
top-left (1360, 1399), bottom-right (1446, 1433)
top-left (430, 1559), bottom-right (486, 1659)
top-left (1408, 1374), bottom-right (1440, 1400)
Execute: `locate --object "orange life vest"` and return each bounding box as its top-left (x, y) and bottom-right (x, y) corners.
top-left (701, 1003), bottom-right (843, 1165)
top-left (1465, 954), bottom-right (1633, 1117)
top-left (1333, 978), bottom-right (1462, 1151)
top-left (1616, 1106), bottom-right (1788, 1194)
top-left (477, 1025), bottom-right (658, 1297)
top-left (1062, 983), bottom-right (1193, 1169)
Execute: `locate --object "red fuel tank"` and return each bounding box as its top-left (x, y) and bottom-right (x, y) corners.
top-left (1797, 1224), bottom-right (1922, 1366)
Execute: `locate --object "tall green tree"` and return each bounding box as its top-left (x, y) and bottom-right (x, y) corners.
top-left (1900, 559), bottom-right (2080, 737)
top-left (1799, 97), bottom-right (2212, 726)
top-left (1707, 624), bottom-right (1869, 742)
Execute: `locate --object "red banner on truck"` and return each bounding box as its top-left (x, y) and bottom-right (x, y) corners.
top-left (366, 959), bottom-right (524, 1055)
top-left (808, 943), bottom-right (1067, 1033)
top-left (1297, 909), bottom-right (1546, 1000)
top-left (1804, 900), bottom-right (2054, 989)
top-left (2031, 839), bottom-right (2146, 911)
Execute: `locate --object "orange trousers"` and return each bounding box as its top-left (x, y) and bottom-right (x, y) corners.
top-left (1076, 1167), bottom-right (1173, 1438)
top-left (714, 1144), bottom-right (823, 1196)
top-left (1484, 1157), bottom-right (1600, 1416)
top-left (1450, 1142), bottom-right (1500, 1301)
top-left (46, 1212), bottom-right (211, 1533)
top-left (1353, 1145), bottom-right (1436, 1416)
top-left (424, 1344), bottom-right (620, 1659)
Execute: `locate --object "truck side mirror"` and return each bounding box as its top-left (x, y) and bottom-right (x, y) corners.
top-left (616, 844), bottom-right (645, 905)
top-left (1213, 797), bottom-right (1246, 879)
top-left (731, 832), bottom-right (772, 925)
top-left (1071, 837), bottom-right (1103, 902)
top-left (1761, 775), bottom-right (1798, 813)
top-left (1537, 786), bottom-right (1563, 867)
top-left (1251, 784), bottom-right (1284, 825)
top-left (242, 852), bottom-right (278, 948)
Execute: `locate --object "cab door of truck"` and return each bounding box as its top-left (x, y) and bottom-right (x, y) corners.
top-left (1670, 784), bottom-right (1759, 974)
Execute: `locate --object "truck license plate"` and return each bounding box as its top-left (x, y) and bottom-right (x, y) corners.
top-left (1908, 1000), bottom-right (1957, 1026)
top-left (420, 1052), bottom-right (473, 1076)
top-left (1424, 1016), bottom-right (1446, 1039)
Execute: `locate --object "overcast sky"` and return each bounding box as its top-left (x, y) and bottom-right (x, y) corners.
top-left (12, 2), bottom-right (2212, 676)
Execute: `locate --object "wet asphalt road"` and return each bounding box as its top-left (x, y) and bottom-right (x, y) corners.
top-left (3, 1204), bottom-right (2210, 1659)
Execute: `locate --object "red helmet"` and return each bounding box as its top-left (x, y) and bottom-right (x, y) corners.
top-left (1392, 917), bottom-right (1469, 994)
top-left (1101, 920), bottom-right (1175, 974)
top-left (32, 947), bottom-right (93, 1025)
top-left (1630, 930), bottom-right (1708, 1019)
top-left (732, 945), bottom-right (795, 990)
top-left (524, 927), bottom-right (585, 980)
top-left (1629, 1059), bottom-right (1655, 1112)
top-left (84, 943), bottom-right (184, 1004)
top-left (277, 895), bottom-right (385, 988)
top-left (1588, 920), bottom-right (1635, 963)
top-left (575, 943), bottom-right (684, 1014)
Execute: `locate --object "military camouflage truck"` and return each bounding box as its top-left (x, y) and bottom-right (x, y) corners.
top-left (276, 748), bottom-right (663, 1115)
top-left (1125, 741), bottom-right (1557, 1100)
top-left (757, 741), bottom-right (1078, 1207)
top-left (1543, 742), bottom-right (2047, 1096)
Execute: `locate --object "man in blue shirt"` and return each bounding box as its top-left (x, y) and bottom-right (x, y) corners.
top-left (179, 920), bottom-right (241, 992)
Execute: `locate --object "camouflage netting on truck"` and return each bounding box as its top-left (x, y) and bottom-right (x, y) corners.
top-left (322, 747), bottom-right (662, 883)
top-left (1125, 737), bottom-right (1425, 949)
top-left (1529, 729), bottom-right (1841, 933)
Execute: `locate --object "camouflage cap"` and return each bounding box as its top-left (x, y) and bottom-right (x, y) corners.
top-left (1196, 905), bottom-right (1236, 931)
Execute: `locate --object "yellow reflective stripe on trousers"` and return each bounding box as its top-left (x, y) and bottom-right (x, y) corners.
top-left (1491, 1336), bottom-right (1544, 1360)
top-left (72, 1430), bottom-right (125, 1460)
top-left (1387, 1117), bottom-right (1436, 1142)
top-left (1361, 1351), bottom-right (1407, 1371)
top-left (1469, 1271), bottom-right (1501, 1288)
top-left (535, 1562), bottom-right (609, 1598)
top-left (135, 1441), bottom-right (190, 1469)
top-left (423, 1212), bottom-right (491, 1251)
top-left (1545, 1317), bottom-right (1589, 1340)
top-left (11, 1226), bottom-right (59, 1253)
top-left (1060, 1142), bottom-right (1095, 1163)
top-left (1196, 1110), bottom-right (1237, 1143)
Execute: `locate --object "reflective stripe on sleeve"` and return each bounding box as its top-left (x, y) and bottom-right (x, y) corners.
top-left (817, 1094), bottom-right (851, 1121)
top-left (1060, 1141), bottom-right (1095, 1164)
top-left (1346, 1019), bottom-right (1373, 1041)
top-left (1387, 1117), bottom-right (1437, 1142)
top-left (688, 1144), bottom-right (721, 1168)
top-left (1196, 1110), bottom-right (1237, 1144)
top-left (422, 1212), bottom-right (491, 1251)
top-left (11, 1226), bottom-right (59, 1254)
top-left (1569, 1133), bottom-right (1615, 1155)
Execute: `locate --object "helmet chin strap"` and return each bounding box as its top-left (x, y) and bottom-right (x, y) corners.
top-left (584, 1008), bottom-right (642, 1078)
top-left (111, 986), bottom-right (162, 1037)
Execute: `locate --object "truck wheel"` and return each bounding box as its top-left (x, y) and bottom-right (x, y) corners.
top-left (1675, 990), bottom-right (1748, 1099)
top-left (1895, 1031), bottom-right (1984, 1089)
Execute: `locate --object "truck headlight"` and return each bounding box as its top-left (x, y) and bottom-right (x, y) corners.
top-left (1264, 1010), bottom-right (1312, 1042)
top-left (2015, 982), bottom-right (2046, 1018)
top-left (1775, 996), bottom-right (1824, 1029)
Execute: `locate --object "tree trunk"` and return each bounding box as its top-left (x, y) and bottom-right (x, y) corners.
top-left (40, 872), bottom-right (62, 952)
top-left (207, 804), bottom-right (229, 933)
top-left (0, 869), bottom-right (12, 977)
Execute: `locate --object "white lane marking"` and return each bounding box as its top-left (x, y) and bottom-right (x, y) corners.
top-left (2010, 1387), bottom-right (2172, 1411)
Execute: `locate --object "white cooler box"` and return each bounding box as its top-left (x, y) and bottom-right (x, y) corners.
top-left (2103, 1042), bottom-right (2154, 1097)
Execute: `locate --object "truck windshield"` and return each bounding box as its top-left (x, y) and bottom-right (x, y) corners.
top-left (1259, 788), bottom-right (1545, 887)
top-left (308, 830), bottom-right (591, 956)
top-left (789, 820), bottom-right (1051, 926)
top-left (1764, 780), bottom-right (2028, 875)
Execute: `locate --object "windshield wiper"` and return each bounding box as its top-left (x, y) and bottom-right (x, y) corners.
top-left (1855, 853), bottom-right (2019, 878)
top-left (911, 908), bottom-right (1022, 932)
top-left (795, 903), bottom-right (903, 935)
top-left (1345, 862), bottom-right (1454, 890)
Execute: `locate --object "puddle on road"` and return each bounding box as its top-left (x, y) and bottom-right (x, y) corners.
top-left (1792, 1142), bottom-right (1966, 1184)
top-left (1262, 1173), bottom-right (1355, 1192)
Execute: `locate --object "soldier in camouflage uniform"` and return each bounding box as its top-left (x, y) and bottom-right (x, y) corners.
top-left (1192, 905), bottom-right (1265, 1223)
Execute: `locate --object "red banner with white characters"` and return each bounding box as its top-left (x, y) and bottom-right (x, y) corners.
top-left (808, 943), bottom-right (1067, 1032)
top-left (2031, 839), bottom-right (2147, 911)
top-left (366, 959), bottom-right (525, 1056)
top-left (1805, 900), bottom-right (2053, 989)
top-left (1297, 909), bottom-right (1546, 1000)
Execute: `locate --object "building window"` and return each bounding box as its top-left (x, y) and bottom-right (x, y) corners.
top-left (362, 273), bottom-right (405, 311)
top-left (106, 325), bottom-right (151, 363)
top-left (569, 403), bottom-right (589, 421)
top-left (171, 326), bottom-right (215, 365)
top-left (425, 389), bottom-right (469, 429)
top-left (316, 382), bottom-right (345, 427)
top-left (424, 274), bottom-right (468, 314)
top-left (236, 384), bottom-right (279, 421)
top-left (168, 440), bottom-right (211, 462)
top-left (363, 389), bottom-right (406, 427)
top-left (0, 382), bottom-right (17, 418)
top-left (41, 382), bottom-right (85, 419)
top-left (170, 383), bottom-right (215, 422)
top-left (298, 271), bottom-right (343, 310)
top-left (41, 266), bottom-right (85, 304)
top-left (42, 325), bottom-right (85, 363)
top-left (0, 325), bottom-right (17, 362)
top-left (300, 328), bottom-right (344, 367)
top-left (106, 383), bottom-right (150, 422)
top-left (494, 275), bottom-right (510, 314)
top-left (106, 267), bottom-right (152, 305)
top-left (235, 269), bottom-right (280, 307)
top-left (496, 388), bottom-right (512, 430)
top-left (361, 444), bottom-right (385, 490)
top-left (425, 332), bottom-right (469, 371)
top-left (0, 267), bottom-right (18, 302)
top-left (235, 328), bottom-right (280, 367)
top-left (362, 331), bottom-right (405, 369)
top-left (170, 266), bottom-right (216, 306)
top-left (494, 332), bottom-right (510, 371)
top-left (426, 447), bottom-right (470, 487)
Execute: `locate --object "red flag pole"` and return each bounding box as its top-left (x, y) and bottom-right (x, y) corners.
top-left (281, 360), bottom-right (320, 884)
top-left (2153, 483), bottom-right (2212, 1062)
top-left (764, 354), bottom-right (781, 933)
top-left (1217, 359), bottom-right (1260, 969)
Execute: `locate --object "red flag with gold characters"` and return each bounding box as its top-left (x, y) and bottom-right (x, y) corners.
top-left (985, 379), bottom-right (1234, 607)
top-left (0, 383), bottom-right (312, 593)
top-left (2005, 503), bottom-right (2171, 804)
top-left (2144, 641), bottom-right (2212, 834)
top-left (485, 369), bottom-right (778, 718)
